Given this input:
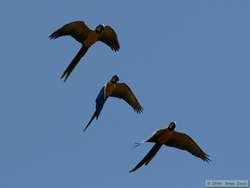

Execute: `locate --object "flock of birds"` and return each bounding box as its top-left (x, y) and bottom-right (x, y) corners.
top-left (50, 20), bottom-right (210, 173)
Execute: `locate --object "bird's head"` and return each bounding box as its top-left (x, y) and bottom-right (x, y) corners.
top-left (168, 121), bottom-right (176, 131)
top-left (95, 24), bottom-right (105, 33)
top-left (110, 75), bottom-right (119, 83)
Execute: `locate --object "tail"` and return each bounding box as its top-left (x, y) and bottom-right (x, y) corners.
top-left (129, 144), bottom-right (162, 173)
top-left (144, 144), bottom-right (161, 165)
top-left (61, 45), bottom-right (89, 81)
top-left (83, 111), bottom-right (97, 132)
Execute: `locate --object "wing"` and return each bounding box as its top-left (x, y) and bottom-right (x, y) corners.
top-left (50, 21), bottom-right (91, 43)
top-left (165, 132), bottom-right (210, 162)
top-left (110, 83), bottom-right (143, 113)
top-left (95, 86), bottom-right (107, 119)
top-left (83, 87), bottom-right (106, 131)
top-left (130, 144), bottom-right (162, 173)
top-left (98, 26), bottom-right (120, 51)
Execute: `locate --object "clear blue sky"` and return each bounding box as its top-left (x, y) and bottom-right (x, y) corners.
top-left (0, 0), bottom-right (249, 187)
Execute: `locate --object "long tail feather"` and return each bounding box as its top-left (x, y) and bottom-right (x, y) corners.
top-left (130, 144), bottom-right (162, 173)
top-left (83, 111), bottom-right (96, 132)
top-left (61, 45), bottom-right (88, 81)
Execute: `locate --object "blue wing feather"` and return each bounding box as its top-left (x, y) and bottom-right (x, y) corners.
top-left (95, 86), bottom-right (106, 119)
top-left (83, 86), bottom-right (107, 131)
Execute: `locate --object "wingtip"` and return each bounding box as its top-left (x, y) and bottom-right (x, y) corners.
top-left (203, 154), bottom-right (211, 163)
top-left (206, 157), bottom-right (212, 163)
top-left (49, 31), bottom-right (58, 40)
top-left (112, 47), bottom-right (120, 52)
top-left (205, 158), bottom-right (211, 163)
top-left (136, 108), bottom-right (143, 114)
top-left (49, 34), bottom-right (56, 40)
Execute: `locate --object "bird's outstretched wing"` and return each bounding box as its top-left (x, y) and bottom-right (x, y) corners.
top-left (98, 26), bottom-right (120, 51)
top-left (50, 21), bottom-right (91, 43)
top-left (130, 144), bottom-right (162, 173)
top-left (165, 132), bottom-right (210, 161)
top-left (110, 83), bottom-right (143, 113)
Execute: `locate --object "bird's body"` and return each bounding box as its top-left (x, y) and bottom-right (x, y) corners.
top-left (83, 31), bottom-right (100, 47)
top-left (50, 21), bottom-right (120, 81)
top-left (156, 129), bottom-right (174, 144)
top-left (83, 75), bottom-right (143, 131)
top-left (105, 82), bottom-right (117, 97)
top-left (130, 121), bottom-right (210, 173)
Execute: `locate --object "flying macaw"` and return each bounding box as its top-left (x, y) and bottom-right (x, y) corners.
top-left (84, 75), bottom-right (143, 131)
top-left (50, 21), bottom-right (120, 81)
top-left (130, 121), bottom-right (210, 173)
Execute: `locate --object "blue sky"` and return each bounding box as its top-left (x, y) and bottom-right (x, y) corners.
top-left (0, 0), bottom-right (249, 187)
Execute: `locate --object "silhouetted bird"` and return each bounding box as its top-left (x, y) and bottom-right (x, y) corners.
top-left (130, 121), bottom-right (210, 173)
top-left (50, 21), bottom-right (120, 81)
top-left (84, 75), bottom-right (143, 131)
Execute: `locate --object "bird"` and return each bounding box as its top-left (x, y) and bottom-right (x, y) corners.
top-left (83, 75), bottom-right (143, 131)
top-left (130, 121), bottom-right (210, 173)
top-left (49, 21), bottom-right (120, 81)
